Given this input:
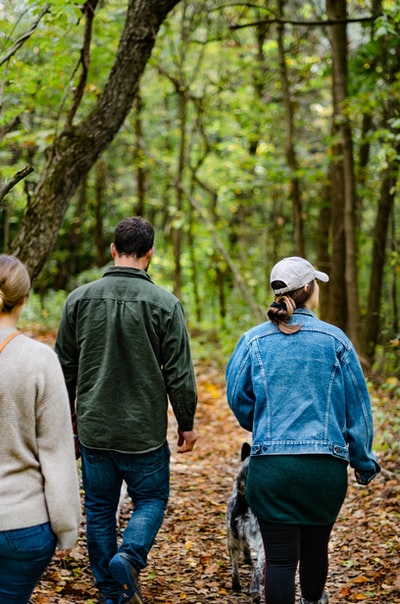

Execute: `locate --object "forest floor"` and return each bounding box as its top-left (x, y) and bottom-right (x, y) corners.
top-left (31, 358), bottom-right (400, 604)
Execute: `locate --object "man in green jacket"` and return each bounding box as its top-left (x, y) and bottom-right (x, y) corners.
top-left (55, 216), bottom-right (198, 604)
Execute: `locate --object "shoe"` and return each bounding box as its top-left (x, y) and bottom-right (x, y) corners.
top-left (109, 553), bottom-right (144, 604)
top-left (99, 597), bottom-right (119, 604)
top-left (300, 592), bottom-right (328, 604)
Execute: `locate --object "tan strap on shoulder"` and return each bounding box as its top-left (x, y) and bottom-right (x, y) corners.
top-left (0, 331), bottom-right (20, 353)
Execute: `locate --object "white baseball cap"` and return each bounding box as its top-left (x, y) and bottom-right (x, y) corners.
top-left (270, 256), bottom-right (329, 295)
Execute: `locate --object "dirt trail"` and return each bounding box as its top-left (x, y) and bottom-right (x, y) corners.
top-left (32, 361), bottom-right (399, 603)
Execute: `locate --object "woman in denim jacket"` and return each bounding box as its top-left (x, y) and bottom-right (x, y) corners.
top-left (226, 257), bottom-right (380, 604)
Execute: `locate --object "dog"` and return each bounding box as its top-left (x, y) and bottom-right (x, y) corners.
top-left (116, 480), bottom-right (129, 527)
top-left (227, 442), bottom-right (264, 603)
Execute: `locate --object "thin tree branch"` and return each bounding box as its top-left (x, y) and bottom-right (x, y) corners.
top-left (229, 15), bottom-right (376, 31)
top-left (0, 165), bottom-right (34, 203)
top-left (65, 0), bottom-right (101, 127)
top-left (0, 5), bottom-right (50, 68)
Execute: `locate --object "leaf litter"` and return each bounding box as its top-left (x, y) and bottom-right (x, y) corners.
top-left (32, 362), bottom-right (399, 603)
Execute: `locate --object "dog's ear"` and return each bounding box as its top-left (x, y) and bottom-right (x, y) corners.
top-left (241, 442), bottom-right (251, 461)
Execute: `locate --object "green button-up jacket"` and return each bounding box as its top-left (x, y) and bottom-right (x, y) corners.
top-left (55, 266), bottom-right (197, 453)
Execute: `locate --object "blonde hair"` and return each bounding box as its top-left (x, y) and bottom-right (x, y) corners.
top-left (0, 255), bottom-right (31, 313)
top-left (267, 280), bottom-right (315, 334)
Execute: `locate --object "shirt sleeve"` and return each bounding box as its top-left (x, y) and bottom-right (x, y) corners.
top-left (160, 302), bottom-right (197, 431)
top-left (36, 348), bottom-right (81, 549)
top-left (342, 345), bottom-right (381, 484)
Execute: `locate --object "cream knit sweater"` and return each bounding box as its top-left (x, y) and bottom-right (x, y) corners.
top-left (0, 328), bottom-right (81, 550)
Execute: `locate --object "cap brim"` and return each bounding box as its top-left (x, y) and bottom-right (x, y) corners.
top-left (315, 270), bottom-right (329, 282)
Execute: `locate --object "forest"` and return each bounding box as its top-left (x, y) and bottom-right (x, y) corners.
top-left (0, 0), bottom-right (399, 375)
top-left (1, 2), bottom-right (399, 603)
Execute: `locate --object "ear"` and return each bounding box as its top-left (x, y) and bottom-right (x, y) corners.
top-left (110, 243), bottom-right (117, 259)
top-left (241, 442), bottom-right (251, 461)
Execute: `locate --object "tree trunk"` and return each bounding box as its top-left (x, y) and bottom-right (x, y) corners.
top-left (362, 160), bottom-right (398, 359)
top-left (170, 84), bottom-right (187, 300)
top-left (70, 177), bottom-right (87, 280)
top-left (315, 185), bottom-right (331, 321)
top-left (133, 94), bottom-right (147, 216)
top-left (94, 159), bottom-right (107, 267)
top-left (277, 0), bottom-right (305, 257)
top-left (326, 138), bottom-right (347, 330)
top-left (326, 0), bottom-right (360, 348)
top-left (9, 0), bottom-right (181, 281)
top-left (361, 0), bottom-right (400, 361)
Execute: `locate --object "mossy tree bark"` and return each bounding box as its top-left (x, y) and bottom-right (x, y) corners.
top-left (10, 0), bottom-right (181, 281)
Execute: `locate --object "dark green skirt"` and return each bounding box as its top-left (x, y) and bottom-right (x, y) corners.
top-left (247, 454), bottom-right (348, 525)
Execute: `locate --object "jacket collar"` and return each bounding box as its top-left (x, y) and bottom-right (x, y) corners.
top-left (102, 266), bottom-right (154, 283)
top-left (293, 307), bottom-right (316, 318)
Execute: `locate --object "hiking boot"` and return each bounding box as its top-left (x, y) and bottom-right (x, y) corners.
top-left (300, 591), bottom-right (329, 604)
top-left (109, 553), bottom-right (144, 604)
top-left (99, 597), bottom-right (119, 604)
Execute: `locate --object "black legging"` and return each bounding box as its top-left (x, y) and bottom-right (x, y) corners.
top-left (258, 520), bottom-right (334, 604)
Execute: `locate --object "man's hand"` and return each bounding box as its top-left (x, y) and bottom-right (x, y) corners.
top-left (177, 428), bottom-right (198, 453)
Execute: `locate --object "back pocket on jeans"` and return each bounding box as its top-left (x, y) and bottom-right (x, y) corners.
top-left (5, 522), bottom-right (56, 558)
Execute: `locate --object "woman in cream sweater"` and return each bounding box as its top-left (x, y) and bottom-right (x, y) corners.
top-left (0, 254), bottom-right (81, 603)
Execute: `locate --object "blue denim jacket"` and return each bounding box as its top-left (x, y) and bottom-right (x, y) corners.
top-left (226, 308), bottom-right (380, 485)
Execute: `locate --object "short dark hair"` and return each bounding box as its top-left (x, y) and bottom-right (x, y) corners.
top-left (114, 217), bottom-right (154, 258)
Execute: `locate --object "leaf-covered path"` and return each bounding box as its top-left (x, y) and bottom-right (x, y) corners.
top-left (32, 361), bottom-right (400, 604)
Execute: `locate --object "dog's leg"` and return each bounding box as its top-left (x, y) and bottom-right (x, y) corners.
top-left (244, 512), bottom-right (264, 603)
top-left (243, 543), bottom-right (252, 566)
top-left (228, 535), bottom-right (242, 592)
top-left (116, 480), bottom-right (129, 527)
top-left (248, 540), bottom-right (264, 603)
top-left (249, 562), bottom-right (263, 602)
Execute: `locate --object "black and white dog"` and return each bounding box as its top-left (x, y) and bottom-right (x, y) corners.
top-left (227, 443), bottom-right (264, 602)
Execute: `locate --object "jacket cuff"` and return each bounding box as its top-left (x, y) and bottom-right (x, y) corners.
top-left (355, 459), bottom-right (381, 485)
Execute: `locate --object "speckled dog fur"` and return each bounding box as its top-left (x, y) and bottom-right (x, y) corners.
top-left (227, 443), bottom-right (264, 603)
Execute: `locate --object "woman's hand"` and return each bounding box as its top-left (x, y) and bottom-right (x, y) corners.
top-left (55, 548), bottom-right (72, 559)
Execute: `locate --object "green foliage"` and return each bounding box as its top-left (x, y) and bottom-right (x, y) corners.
top-left (18, 288), bottom-right (67, 333)
top-left (1, 0), bottom-right (400, 378)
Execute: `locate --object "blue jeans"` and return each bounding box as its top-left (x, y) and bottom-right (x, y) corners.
top-left (81, 442), bottom-right (170, 598)
top-left (0, 522), bottom-right (56, 604)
